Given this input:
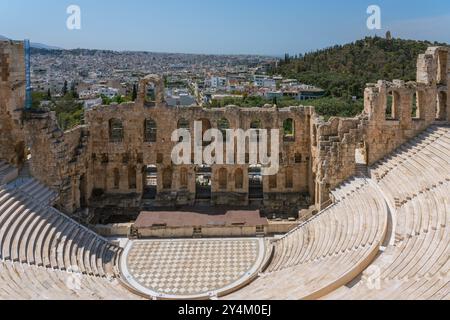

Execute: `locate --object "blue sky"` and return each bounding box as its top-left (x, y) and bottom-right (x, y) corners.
top-left (1, 0), bottom-right (450, 55)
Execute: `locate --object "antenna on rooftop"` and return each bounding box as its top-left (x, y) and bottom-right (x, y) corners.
top-left (24, 39), bottom-right (32, 109)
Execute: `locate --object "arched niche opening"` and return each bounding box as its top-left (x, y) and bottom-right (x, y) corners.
top-left (234, 168), bottom-right (244, 190)
top-left (248, 165), bottom-right (263, 199)
top-left (144, 118), bottom-right (157, 143)
top-left (437, 50), bottom-right (448, 86)
top-left (218, 167), bottom-right (228, 190)
top-left (283, 118), bottom-right (295, 142)
top-left (196, 165), bottom-right (212, 200)
top-left (437, 90), bottom-right (447, 120)
top-left (143, 165), bottom-right (157, 199)
top-left (109, 119), bottom-right (124, 142)
top-left (180, 167), bottom-right (188, 189)
top-left (385, 90), bottom-right (400, 121)
top-left (162, 167), bottom-right (173, 190)
top-left (412, 91), bottom-right (425, 120)
top-left (128, 166), bottom-right (137, 189)
top-left (355, 141), bottom-right (368, 166)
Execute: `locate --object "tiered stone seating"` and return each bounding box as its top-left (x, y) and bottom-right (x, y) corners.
top-left (224, 125), bottom-right (449, 300)
top-left (323, 126), bottom-right (449, 300)
top-left (224, 180), bottom-right (388, 300)
top-left (330, 177), bottom-right (366, 202)
top-left (1, 125), bottom-right (448, 300)
top-left (8, 178), bottom-right (59, 206)
top-left (371, 126), bottom-right (450, 208)
top-left (0, 178), bottom-right (139, 300)
top-left (0, 260), bottom-right (137, 300)
top-left (325, 183), bottom-right (449, 300)
top-left (0, 161), bottom-right (18, 185)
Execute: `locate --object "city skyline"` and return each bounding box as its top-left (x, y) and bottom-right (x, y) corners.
top-left (1, 0), bottom-right (450, 55)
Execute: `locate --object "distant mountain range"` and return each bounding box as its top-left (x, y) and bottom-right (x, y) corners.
top-left (0, 35), bottom-right (62, 50)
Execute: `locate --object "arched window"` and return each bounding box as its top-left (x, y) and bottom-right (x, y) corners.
top-left (250, 119), bottom-right (262, 136)
top-left (437, 91), bottom-right (447, 120)
top-left (355, 142), bottom-right (368, 165)
top-left (283, 118), bottom-right (295, 141)
top-left (234, 168), bottom-right (244, 189)
top-left (144, 119), bottom-right (157, 142)
top-left (177, 119), bottom-right (190, 142)
top-left (249, 165), bottom-right (263, 199)
top-left (128, 166), bottom-right (137, 189)
top-left (269, 175), bottom-right (277, 189)
top-left (109, 119), bottom-right (124, 142)
top-left (393, 92), bottom-right (401, 117)
top-left (113, 168), bottom-right (120, 189)
top-left (218, 168), bottom-right (228, 190)
top-left (250, 119), bottom-right (262, 129)
top-left (285, 167), bottom-right (293, 189)
top-left (386, 91), bottom-right (400, 120)
top-left (250, 119), bottom-right (262, 143)
top-left (217, 118), bottom-right (230, 141)
top-left (180, 167), bottom-right (188, 189)
top-left (411, 91), bottom-right (420, 119)
top-left (177, 118), bottom-right (190, 130)
top-left (162, 168), bottom-right (172, 190)
top-left (146, 84), bottom-right (155, 102)
top-left (437, 50), bottom-right (448, 85)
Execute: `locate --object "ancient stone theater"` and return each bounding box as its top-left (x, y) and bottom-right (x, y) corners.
top-left (0, 39), bottom-right (448, 299)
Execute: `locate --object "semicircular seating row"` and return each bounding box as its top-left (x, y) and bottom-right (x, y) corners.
top-left (324, 125), bottom-right (450, 300)
top-left (223, 125), bottom-right (449, 300)
top-left (224, 179), bottom-right (389, 300)
top-left (0, 124), bottom-right (448, 300)
top-left (371, 126), bottom-right (450, 208)
top-left (0, 176), bottom-right (139, 300)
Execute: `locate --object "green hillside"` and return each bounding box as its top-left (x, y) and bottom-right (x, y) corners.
top-left (276, 36), bottom-right (448, 99)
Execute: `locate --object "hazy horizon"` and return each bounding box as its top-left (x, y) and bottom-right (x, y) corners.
top-left (1, 0), bottom-right (450, 56)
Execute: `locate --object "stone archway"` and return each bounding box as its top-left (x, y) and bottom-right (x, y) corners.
top-left (355, 141), bottom-right (368, 165)
top-left (137, 74), bottom-right (165, 106)
top-left (437, 90), bottom-right (447, 120)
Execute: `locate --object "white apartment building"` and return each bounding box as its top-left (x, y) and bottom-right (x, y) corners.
top-left (253, 75), bottom-right (276, 88)
top-left (206, 76), bottom-right (227, 89)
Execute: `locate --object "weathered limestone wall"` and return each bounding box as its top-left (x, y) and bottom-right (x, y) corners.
top-left (24, 111), bottom-right (91, 213)
top-left (312, 46), bottom-right (449, 209)
top-left (0, 41), bottom-right (26, 166)
top-left (312, 115), bottom-right (366, 208)
top-left (85, 81), bottom-right (314, 217)
top-left (5, 45), bottom-right (447, 218)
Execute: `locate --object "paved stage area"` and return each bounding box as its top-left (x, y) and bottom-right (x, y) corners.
top-left (134, 209), bottom-right (268, 228)
top-left (120, 238), bottom-right (266, 299)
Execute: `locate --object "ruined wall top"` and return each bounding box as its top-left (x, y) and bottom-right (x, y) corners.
top-left (136, 74), bottom-right (165, 106)
top-left (416, 46), bottom-right (449, 85)
top-left (364, 46), bottom-right (449, 124)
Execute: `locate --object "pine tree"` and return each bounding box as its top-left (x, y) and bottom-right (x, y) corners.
top-left (132, 84), bottom-right (137, 101)
top-left (62, 80), bottom-right (68, 96)
top-left (47, 88), bottom-right (51, 100)
top-left (70, 82), bottom-right (78, 98)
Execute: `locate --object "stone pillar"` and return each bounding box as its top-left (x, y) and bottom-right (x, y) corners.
top-left (0, 41), bottom-right (26, 166)
top-left (399, 88), bottom-right (412, 129)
